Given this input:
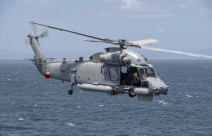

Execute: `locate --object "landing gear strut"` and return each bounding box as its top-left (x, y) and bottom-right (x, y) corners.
top-left (68, 83), bottom-right (74, 95)
top-left (68, 89), bottom-right (73, 95)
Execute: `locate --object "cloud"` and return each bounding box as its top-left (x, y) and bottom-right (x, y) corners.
top-left (21, 0), bottom-right (48, 5)
top-left (155, 28), bottom-right (166, 33)
top-left (119, 0), bottom-right (145, 11)
top-left (97, 0), bottom-right (211, 19)
top-left (20, 0), bottom-right (54, 8)
top-left (98, 0), bottom-right (175, 19)
top-left (168, 0), bottom-right (212, 17)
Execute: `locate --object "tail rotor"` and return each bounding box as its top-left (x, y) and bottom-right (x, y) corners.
top-left (26, 22), bottom-right (49, 45)
top-left (30, 22), bottom-right (49, 39)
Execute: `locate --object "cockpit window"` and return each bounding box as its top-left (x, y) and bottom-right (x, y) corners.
top-left (138, 68), bottom-right (144, 78)
top-left (144, 67), bottom-right (155, 77)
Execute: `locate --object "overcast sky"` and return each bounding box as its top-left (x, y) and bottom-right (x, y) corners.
top-left (0, 0), bottom-right (212, 60)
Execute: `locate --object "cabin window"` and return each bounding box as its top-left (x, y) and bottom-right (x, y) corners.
top-left (121, 66), bottom-right (127, 73)
top-left (101, 66), bottom-right (107, 74)
top-left (109, 67), bottom-right (119, 81)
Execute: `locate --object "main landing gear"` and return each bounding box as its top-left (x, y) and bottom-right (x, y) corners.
top-left (68, 83), bottom-right (74, 95)
top-left (128, 89), bottom-right (136, 97)
top-left (68, 89), bottom-right (73, 95)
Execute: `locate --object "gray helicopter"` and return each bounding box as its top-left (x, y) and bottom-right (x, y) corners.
top-left (28, 22), bottom-right (212, 101)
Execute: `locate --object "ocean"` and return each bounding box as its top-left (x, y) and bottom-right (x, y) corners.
top-left (0, 60), bottom-right (212, 136)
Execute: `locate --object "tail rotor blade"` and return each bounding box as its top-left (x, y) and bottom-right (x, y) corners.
top-left (25, 39), bottom-right (30, 45)
top-left (31, 23), bottom-right (37, 34)
top-left (40, 30), bottom-right (49, 38)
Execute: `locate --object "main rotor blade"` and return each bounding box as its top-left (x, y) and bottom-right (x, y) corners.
top-left (30, 22), bottom-right (105, 41)
top-left (83, 39), bottom-right (105, 42)
top-left (140, 45), bottom-right (212, 59)
top-left (129, 39), bottom-right (159, 46)
top-left (83, 39), bottom-right (120, 45)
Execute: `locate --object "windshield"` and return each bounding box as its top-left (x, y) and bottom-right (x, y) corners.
top-left (138, 68), bottom-right (144, 78)
top-left (144, 67), bottom-right (156, 77)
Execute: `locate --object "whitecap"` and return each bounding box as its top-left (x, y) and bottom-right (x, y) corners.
top-left (202, 66), bottom-right (209, 68)
top-left (77, 106), bottom-right (81, 108)
top-left (16, 71), bottom-right (21, 75)
top-left (68, 122), bottom-right (76, 126)
top-left (158, 100), bottom-right (168, 106)
top-left (34, 104), bottom-right (38, 107)
top-left (7, 79), bottom-right (11, 81)
top-left (99, 105), bottom-right (104, 107)
top-left (18, 117), bottom-right (24, 121)
top-left (186, 95), bottom-right (193, 98)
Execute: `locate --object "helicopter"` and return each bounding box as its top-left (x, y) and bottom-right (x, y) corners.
top-left (28, 22), bottom-right (212, 101)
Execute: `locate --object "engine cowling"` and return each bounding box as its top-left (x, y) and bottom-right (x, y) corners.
top-left (99, 53), bottom-right (131, 65)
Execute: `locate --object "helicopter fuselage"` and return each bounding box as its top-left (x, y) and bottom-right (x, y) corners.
top-left (28, 21), bottom-right (212, 101)
top-left (29, 35), bottom-right (168, 101)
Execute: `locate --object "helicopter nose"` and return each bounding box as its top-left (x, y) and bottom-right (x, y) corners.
top-left (152, 86), bottom-right (168, 95)
top-left (146, 77), bottom-right (169, 95)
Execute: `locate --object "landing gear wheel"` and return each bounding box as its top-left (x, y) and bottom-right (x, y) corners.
top-left (68, 90), bottom-right (73, 95)
top-left (128, 89), bottom-right (136, 97)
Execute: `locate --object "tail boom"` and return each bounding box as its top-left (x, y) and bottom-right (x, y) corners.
top-left (28, 34), bottom-right (47, 75)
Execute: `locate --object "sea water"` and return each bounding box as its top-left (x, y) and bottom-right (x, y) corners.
top-left (0, 60), bottom-right (212, 136)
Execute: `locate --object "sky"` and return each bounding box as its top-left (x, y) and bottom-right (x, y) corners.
top-left (0, 0), bottom-right (212, 60)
